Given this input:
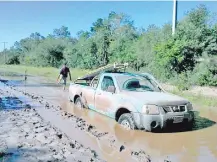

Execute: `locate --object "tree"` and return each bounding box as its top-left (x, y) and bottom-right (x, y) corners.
top-left (30, 32), bottom-right (45, 40)
top-left (53, 26), bottom-right (71, 38)
top-left (90, 18), bottom-right (104, 33)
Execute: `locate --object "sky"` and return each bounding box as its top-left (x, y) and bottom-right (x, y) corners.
top-left (0, 1), bottom-right (217, 51)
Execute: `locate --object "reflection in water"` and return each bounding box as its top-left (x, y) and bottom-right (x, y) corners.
top-left (0, 96), bottom-right (24, 110)
top-left (193, 111), bottom-right (216, 130)
top-left (153, 111), bottom-right (216, 133)
top-left (1, 74), bottom-right (217, 162)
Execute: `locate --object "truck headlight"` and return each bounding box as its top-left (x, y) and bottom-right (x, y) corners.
top-left (142, 105), bottom-right (160, 115)
top-left (186, 102), bottom-right (193, 111)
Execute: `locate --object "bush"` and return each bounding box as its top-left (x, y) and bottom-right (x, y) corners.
top-left (6, 55), bottom-right (20, 65)
top-left (172, 72), bottom-right (192, 90)
top-left (191, 60), bottom-right (217, 86)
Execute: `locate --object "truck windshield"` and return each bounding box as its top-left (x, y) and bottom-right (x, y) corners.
top-left (115, 74), bottom-right (161, 92)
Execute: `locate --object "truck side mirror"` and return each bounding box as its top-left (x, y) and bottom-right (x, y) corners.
top-left (107, 85), bottom-right (116, 93)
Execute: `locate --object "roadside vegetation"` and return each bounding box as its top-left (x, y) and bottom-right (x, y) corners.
top-left (172, 90), bottom-right (217, 109)
top-left (0, 5), bottom-right (216, 90)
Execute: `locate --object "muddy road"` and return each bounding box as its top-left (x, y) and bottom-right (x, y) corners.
top-left (1, 71), bottom-right (217, 162)
top-left (0, 86), bottom-right (104, 162)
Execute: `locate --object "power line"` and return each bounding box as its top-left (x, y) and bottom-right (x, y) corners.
top-left (172, 0), bottom-right (178, 35)
top-left (2, 42), bottom-right (8, 64)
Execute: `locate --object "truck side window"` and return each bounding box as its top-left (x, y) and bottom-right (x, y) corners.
top-left (101, 76), bottom-right (115, 92)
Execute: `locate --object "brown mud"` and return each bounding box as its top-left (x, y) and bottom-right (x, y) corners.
top-left (1, 72), bottom-right (217, 162)
top-left (0, 89), bottom-right (104, 162)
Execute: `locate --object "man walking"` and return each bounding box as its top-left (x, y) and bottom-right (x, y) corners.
top-left (57, 63), bottom-right (72, 90)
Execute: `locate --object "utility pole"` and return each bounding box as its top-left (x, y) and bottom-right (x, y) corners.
top-left (2, 42), bottom-right (8, 64)
top-left (172, 0), bottom-right (177, 35)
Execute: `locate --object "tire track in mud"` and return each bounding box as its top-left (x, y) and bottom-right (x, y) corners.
top-left (1, 79), bottom-right (170, 162)
top-left (0, 88), bottom-right (104, 162)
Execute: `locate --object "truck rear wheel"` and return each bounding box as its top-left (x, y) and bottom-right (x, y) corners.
top-left (118, 113), bottom-right (135, 130)
top-left (75, 97), bottom-right (84, 109)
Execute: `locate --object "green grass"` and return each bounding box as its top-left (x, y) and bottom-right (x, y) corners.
top-left (171, 90), bottom-right (217, 108)
top-left (0, 65), bottom-right (90, 82)
top-left (0, 65), bottom-right (216, 108)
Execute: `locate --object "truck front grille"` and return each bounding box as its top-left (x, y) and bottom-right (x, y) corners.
top-left (162, 105), bottom-right (186, 113)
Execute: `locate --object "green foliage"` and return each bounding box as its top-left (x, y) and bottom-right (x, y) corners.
top-left (173, 72), bottom-right (192, 91)
top-left (152, 5), bottom-right (217, 86)
top-left (190, 58), bottom-right (217, 86)
top-left (52, 26), bottom-right (71, 38)
top-left (6, 54), bottom-right (20, 65)
top-left (1, 5), bottom-right (217, 87)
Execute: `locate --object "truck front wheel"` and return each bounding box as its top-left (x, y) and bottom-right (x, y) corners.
top-left (75, 97), bottom-right (84, 109)
top-left (118, 113), bottom-right (135, 130)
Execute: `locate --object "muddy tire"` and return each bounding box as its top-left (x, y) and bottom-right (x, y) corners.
top-left (74, 97), bottom-right (84, 109)
top-left (118, 113), bottom-right (135, 130)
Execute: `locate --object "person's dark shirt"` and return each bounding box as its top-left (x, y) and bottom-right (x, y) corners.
top-left (60, 67), bottom-right (70, 77)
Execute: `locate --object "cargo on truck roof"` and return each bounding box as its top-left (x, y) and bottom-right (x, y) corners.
top-left (75, 63), bottom-right (129, 81)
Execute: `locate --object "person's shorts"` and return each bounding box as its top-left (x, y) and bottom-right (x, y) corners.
top-left (61, 75), bottom-right (67, 85)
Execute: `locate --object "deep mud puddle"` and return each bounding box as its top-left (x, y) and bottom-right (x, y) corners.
top-left (61, 99), bottom-right (217, 162)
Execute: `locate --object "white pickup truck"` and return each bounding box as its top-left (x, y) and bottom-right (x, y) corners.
top-left (68, 64), bottom-right (194, 132)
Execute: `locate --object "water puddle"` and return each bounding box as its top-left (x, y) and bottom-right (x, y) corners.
top-left (0, 78), bottom-right (24, 86)
top-left (0, 152), bottom-right (14, 162)
top-left (0, 97), bottom-right (24, 110)
top-left (60, 100), bottom-right (217, 162)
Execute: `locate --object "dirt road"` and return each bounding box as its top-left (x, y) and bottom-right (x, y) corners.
top-left (0, 87), bottom-right (105, 162)
top-left (1, 71), bottom-right (217, 162)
